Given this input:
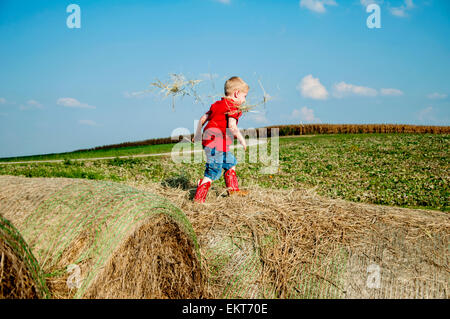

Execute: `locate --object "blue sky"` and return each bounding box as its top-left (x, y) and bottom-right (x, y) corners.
top-left (0, 0), bottom-right (449, 158)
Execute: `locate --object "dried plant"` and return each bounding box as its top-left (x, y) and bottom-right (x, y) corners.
top-left (150, 74), bottom-right (203, 109)
top-left (134, 72), bottom-right (273, 116)
top-left (225, 78), bottom-right (273, 115)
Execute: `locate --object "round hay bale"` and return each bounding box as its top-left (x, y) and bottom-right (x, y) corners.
top-left (0, 215), bottom-right (49, 299)
top-left (132, 181), bottom-right (449, 299)
top-left (0, 175), bottom-right (205, 299)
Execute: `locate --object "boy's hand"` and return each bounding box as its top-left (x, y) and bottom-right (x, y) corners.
top-left (242, 142), bottom-right (247, 151)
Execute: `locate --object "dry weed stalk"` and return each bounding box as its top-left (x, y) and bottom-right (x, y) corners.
top-left (141, 72), bottom-right (273, 114)
top-left (226, 78), bottom-right (272, 115)
top-left (150, 73), bottom-right (203, 109)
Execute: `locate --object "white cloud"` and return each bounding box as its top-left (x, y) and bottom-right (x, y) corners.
top-left (78, 119), bottom-right (98, 126)
top-left (360, 0), bottom-right (383, 6)
top-left (299, 0), bottom-right (337, 13)
top-left (57, 97), bottom-right (95, 109)
top-left (123, 91), bottom-right (151, 99)
top-left (297, 75), bottom-right (329, 100)
top-left (291, 107), bottom-right (321, 123)
top-left (417, 106), bottom-right (449, 125)
top-left (380, 88), bottom-right (404, 96)
top-left (248, 111), bottom-right (269, 124)
top-left (333, 81), bottom-right (378, 98)
top-left (390, 7), bottom-right (407, 17)
top-left (390, 0), bottom-right (415, 17)
top-left (417, 106), bottom-right (435, 122)
top-left (0, 98), bottom-right (6, 104)
top-left (215, 0), bottom-right (230, 4)
top-left (405, 0), bottom-right (415, 9)
top-left (27, 100), bottom-right (43, 107)
top-left (297, 77), bottom-right (403, 99)
top-left (19, 99), bottom-right (43, 110)
top-left (427, 92), bottom-right (447, 100)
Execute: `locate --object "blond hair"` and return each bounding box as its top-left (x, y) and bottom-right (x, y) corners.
top-left (224, 76), bottom-right (249, 96)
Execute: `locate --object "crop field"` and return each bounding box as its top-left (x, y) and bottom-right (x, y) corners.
top-left (0, 133), bottom-right (448, 211)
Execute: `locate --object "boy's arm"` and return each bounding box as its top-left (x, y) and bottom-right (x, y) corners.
top-left (228, 117), bottom-right (247, 150)
top-left (192, 113), bottom-right (208, 142)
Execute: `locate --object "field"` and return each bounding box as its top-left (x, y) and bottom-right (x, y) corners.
top-left (1, 132), bottom-right (449, 299)
top-left (0, 142), bottom-right (177, 162)
top-left (0, 133), bottom-right (448, 211)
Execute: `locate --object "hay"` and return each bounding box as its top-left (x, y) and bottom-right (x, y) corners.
top-left (1, 174), bottom-right (448, 299)
top-left (0, 215), bottom-right (49, 299)
top-left (0, 175), bottom-right (205, 299)
top-left (127, 179), bottom-right (450, 299)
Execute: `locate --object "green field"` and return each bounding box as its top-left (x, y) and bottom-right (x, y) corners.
top-left (0, 133), bottom-right (448, 211)
top-left (0, 142), bottom-right (178, 162)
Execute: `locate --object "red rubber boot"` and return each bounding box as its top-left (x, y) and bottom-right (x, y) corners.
top-left (193, 179), bottom-right (211, 203)
top-left (224, 169), bottom-right (248, 196)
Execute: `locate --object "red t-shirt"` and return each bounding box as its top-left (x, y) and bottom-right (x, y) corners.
top-left (202, 97), bottom-right (243, 152)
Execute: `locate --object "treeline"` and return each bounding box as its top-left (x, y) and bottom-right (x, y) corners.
top-left (75, 124), bottom-right (450, 152)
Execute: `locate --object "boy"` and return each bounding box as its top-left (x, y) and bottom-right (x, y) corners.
top-left (192, 76), bottom-right (249, 203)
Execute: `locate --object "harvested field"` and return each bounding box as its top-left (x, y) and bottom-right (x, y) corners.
top-left (0, 215), bottom-right (49, 299)
top-left (126, 178), bottom-right (450, 299)
top-left (0, 175), bottom-right (205, 299)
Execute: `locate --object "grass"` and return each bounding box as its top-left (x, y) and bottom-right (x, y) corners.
top-left (0, 133), bottom-right (448, 211)
top-left (271, 133), bottom-right (449, 211)
top-left (0, 142), bottom-right (178, 162)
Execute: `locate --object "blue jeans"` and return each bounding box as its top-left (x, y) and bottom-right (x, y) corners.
top-left (203, 146), bottom-right (238, 181)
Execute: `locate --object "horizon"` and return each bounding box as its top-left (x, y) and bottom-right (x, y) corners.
top-left (1, 0), bottom-right (449, 158)
top-left (0, 122), bottom-right (447, 159)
